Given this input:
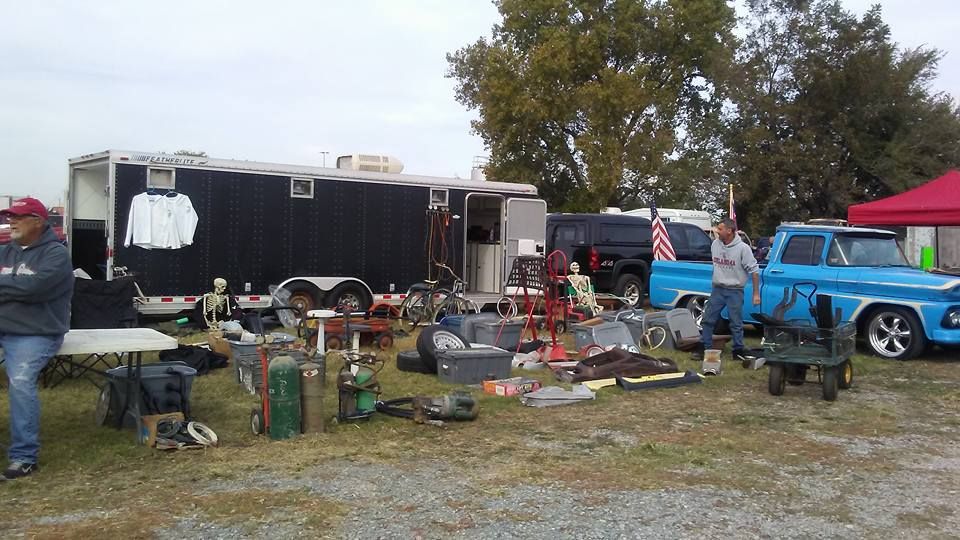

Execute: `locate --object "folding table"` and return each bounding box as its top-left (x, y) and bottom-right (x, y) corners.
top-left (47, 328), bottom-right (179, 438)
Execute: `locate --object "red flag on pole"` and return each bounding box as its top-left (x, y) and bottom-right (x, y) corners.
top-left (651, 201), bottom-right (677, 261)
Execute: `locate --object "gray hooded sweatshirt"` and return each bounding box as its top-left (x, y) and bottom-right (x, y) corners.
top-left (0, 226), bottom-right (73, 335)
top-left (711, 235), bottom-right (759, 289)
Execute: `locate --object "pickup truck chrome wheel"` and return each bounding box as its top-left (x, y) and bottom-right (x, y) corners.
top-left (866, 308), bottom-right (925, 361)
top-left (685, 296), bottom-right (708, 327)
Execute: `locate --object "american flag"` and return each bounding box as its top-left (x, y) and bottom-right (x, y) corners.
top-left (729, 183), bottom-right (737, 228)
top-left (651, 201), bottom-right (676, 261)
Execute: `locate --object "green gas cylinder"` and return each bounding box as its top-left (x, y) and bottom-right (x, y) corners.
top-left (354, 366), bottom-right (377, 414)
top-left (267, 355), bottom-right (301, 440)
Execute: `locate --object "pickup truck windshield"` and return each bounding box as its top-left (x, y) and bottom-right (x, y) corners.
top-left (827, 235), bottom-right (909, 267)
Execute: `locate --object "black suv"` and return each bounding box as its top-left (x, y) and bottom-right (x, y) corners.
top-left (546, 213), bottom-right (713, 307)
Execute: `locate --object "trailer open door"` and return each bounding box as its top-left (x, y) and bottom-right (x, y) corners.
top-left (503, 198), bottom-right (546, 288)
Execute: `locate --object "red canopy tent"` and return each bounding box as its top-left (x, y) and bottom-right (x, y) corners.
top-left (848, 170), bottom-right (960, 226)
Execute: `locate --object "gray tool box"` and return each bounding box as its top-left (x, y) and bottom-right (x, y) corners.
top-left (436, 348), bottom-right (513, 385)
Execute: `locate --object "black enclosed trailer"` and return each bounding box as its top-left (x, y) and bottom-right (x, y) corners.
top-left (67, 150), bottom-right (546, 316)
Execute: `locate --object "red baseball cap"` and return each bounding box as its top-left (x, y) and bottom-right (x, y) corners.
top-left (0, 197), bottom-right (48, 220)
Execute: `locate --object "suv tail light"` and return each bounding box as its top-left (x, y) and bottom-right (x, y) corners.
top-left (589, 247), bottom-right (600, 272)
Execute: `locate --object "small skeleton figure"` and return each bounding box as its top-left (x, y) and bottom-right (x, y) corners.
top-left (567, 262), bottom-right (602, 316)
top-left (202, 278), bottom-right (232, 329)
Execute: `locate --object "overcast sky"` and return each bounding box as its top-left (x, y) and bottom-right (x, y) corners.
top-left (1, 0), bottom-right (957, 207)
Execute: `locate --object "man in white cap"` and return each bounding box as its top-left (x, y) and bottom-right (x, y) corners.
top-left (0, 197), bottom-right (74, 480)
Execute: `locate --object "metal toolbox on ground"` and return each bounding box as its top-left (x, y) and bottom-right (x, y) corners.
top-left (436, 348), bottom-right (513, 385)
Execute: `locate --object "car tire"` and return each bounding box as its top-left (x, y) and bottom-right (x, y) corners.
top-left (614, 274), bottom-right (645, 308)
top-left (416, 325), bottom-right (470, 373)
top-left (864, 307), bottom-right (926, 361)
top-left (396, 349), bottom-right (434, 374)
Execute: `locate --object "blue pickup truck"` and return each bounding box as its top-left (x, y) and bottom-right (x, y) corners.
top-left (649, 225), bottom-right (960, 360)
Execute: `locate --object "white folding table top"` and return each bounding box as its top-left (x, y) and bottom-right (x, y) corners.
top-left (58, 328), bottom-right (179, 356)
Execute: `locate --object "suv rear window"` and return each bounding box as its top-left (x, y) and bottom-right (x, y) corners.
top-left (599, 223), bottom-right (650, 244)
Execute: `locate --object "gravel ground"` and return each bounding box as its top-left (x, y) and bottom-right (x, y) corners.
top-left (150, 427), bottom-right (958, 540)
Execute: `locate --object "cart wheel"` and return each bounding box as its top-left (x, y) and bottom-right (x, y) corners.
top-left (768, 363), bottom-right (786, 396)
top-left (786, 365), bottom-right (807, 386)
top-left (250, 407), bottom-right (265, 435)
top-left (94, 385), bottom-right (113, 426)
top-left (377, 333), bottom-right (394, 351)
top-left (553, 320), bottom-right (567, 335)
top-left (822, 366), bottom-right (840, 401)
top-left (838, 361), bottom-right (854, 390)
top-left (325, 335), bottom-right (343, 351)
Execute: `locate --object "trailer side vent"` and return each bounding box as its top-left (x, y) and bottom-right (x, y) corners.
top-left (291, 178), bottom-right (314, 199)
top-left (430, 188), bottom-right (449, 209)
top-left (148, 167), bottom-right (175, 189)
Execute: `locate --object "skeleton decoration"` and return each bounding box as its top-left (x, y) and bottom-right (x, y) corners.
top-left (202, 277), bottom-right (232, 329)
top-left (567, 262), bottom-right (602, 315)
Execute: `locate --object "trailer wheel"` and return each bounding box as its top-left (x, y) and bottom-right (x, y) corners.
top-left (327, 283), bottom-right (370, 312)
top-left (288, 287), bottom-right (317, 315)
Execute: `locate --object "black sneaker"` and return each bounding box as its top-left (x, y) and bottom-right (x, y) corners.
top-left (2, 461), bottom-right (38, 480)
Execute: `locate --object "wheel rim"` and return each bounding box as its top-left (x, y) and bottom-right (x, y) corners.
top-left (868, 312), bottom-right (913, 358)
top-left (843, 362), bottom-right (853, 385)
top-left (431, 330), bottom-right (465, 350)
top-left (402, 293), bottom-right (429, 328)
top-left (337, 292), bottom-right (362, 311)
top-left (290, 293), bottom-right (314, 314)
top-left (688, 296), bottom-right (707, 328)
top-left (624, 282), bottom-right (641, 306)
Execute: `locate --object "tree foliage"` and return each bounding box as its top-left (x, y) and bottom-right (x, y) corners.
top-left (447, 0), bottom-right (736, 211)
top-left (449, 0), bottom-right (960, 232)
top-left (722, 0), bottom-right (960, 233)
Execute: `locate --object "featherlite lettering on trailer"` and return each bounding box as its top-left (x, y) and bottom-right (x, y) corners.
top-left (67, 150), bottom-right (545, 316)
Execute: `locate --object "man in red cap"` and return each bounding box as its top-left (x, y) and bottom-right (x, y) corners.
top-left (0, 197), bottom-right (74, 480)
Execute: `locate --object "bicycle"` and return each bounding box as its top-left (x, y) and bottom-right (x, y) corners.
top-left (398, 263), bottom-right (479, 330)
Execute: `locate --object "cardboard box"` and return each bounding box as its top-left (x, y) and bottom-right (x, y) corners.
top-left (139, 412), bottom-right (185, 447)
top-left (207, 331), bottom-right (232, 360)
top-left (482, 377), bottom-right (542, 397)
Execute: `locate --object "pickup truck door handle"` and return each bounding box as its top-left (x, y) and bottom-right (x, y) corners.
top-left (769, 269), bottom-right (784, 274)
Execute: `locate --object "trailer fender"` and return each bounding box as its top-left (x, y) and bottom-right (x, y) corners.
top-left (277, 277), bottom-right (374, 311)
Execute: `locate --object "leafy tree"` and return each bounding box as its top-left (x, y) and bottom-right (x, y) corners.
top-left (447, 0), bottom-right (736, 211)
top-left (726, 0), bottom-right (960, 234)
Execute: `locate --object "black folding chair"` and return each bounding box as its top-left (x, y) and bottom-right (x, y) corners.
top-left (42, 277), bottom-right (140, 387)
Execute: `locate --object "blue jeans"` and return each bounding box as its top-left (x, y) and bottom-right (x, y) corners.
top-left (701, 286), bottom-right (745, 351)
top-left (1, 333), bottom-right (64, 464)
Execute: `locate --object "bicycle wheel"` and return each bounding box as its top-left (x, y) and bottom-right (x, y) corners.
top-left (399, 290), bottom-right (430, 330)
top-left (440, 295), bottom-right (476, 319)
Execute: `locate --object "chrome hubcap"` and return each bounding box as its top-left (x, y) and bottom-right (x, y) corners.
top-left (624, 283), bottom-right (641, 306)
top-left (338, 293), bottom-right (361, 311)
top-left (869, 314), bottom-right (912, 357)
top-left (689, 297), bottom-right (707, 328)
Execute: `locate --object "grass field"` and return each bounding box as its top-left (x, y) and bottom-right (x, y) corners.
top-left (1, 323), bottom-right (958, 537)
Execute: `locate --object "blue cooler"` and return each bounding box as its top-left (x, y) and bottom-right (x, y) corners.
top-left (439, 315), bottom-right (466, 334)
